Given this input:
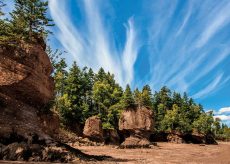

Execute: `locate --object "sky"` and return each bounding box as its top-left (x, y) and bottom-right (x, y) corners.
top-left (3, 0), bottom-right (230, 125)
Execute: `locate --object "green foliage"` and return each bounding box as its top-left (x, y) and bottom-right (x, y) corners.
top-left (10, 0), bottom-right (54, 38)
top-left (192, 112), bottom-right (214, 134)
top-left (92, 68), bottom-right (123, 129)
top-left (134, 88), bottom-right (142, 107)
top-left (161, 104), bottom-right (192, 133)
top-left (122, 84), bottom-right (135, 108)
top-left (50, 63), bottom-right (123, 129)
top-left (48, 57), bottom-right (224, 135)
top-left (133, 85), bottom-right (152, 109)
top-left (0, 1), bottom-right (16, 44)
top-left (0, 0), bottom-right (53, 44)
top-left (211, 119), bottom-right (230, 141)
top-left (152, 86), bottom-right (216, 136)
top-left (141, 85), bottom-right (153, 108)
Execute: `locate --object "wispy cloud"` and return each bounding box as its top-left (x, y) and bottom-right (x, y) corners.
top-left (122, 18), bottom-right (140, 85)
top-left (49, 0), bottom-right (140, 86)
top-left (192, 73), bottom-right (223, 99)
top-left (196, 2), bottom-right (230, 48)
top-left (146, 0), bottom-right (230, 99)
top-left (49, 0), bottom-right (230, 100)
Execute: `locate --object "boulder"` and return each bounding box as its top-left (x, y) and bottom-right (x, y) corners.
top-left (119, 106), bottom-right (154, 148)
top-left (83, 116), bottom-right (104, 142)
top-left (167, 131), bottom-right (185, 144)
top-left (1, 142), bottom-right (32, 161)
top-left (119, 107), bottom-right (153, 132)
top-left (120, 136), bottom-right (151, 148)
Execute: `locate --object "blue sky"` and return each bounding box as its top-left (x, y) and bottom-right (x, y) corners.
top-left (3, 0), bottom-right (230, 124)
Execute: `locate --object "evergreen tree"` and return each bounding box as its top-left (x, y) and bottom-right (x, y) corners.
top-left (10, 0), bottom-right (54, 40)
top-left (59, 62), bottom-right (83, 124)
top-left (95, 67), bottom-right (106, 82)
top-left (142, 85), bottom-right (152, 108)
top-left (46, 47), bottom-right (68, 115)
top-left (81, 68), bottom-right (95, 119)
top-left (172, 92), bottom-right (182, 107)
top-left (134, 88), bottom-right (142, 108)
top-left (122, 84), bottom-right (135, 108)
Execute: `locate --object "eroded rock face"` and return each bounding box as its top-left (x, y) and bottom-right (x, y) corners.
top-left (167, 131), bottom-right (185, 144)
top-left (83, 116), bottom-right (104, 142)
top-left (0, 41), bottom-right (54, 107)
top-left (0, 41), bottom-right (104, 162)
top-left (0, 41), bottom-right (62, 161)
top-left (119, 107), bottom-right (154, 148)
top-left (0, 41), bottom-right (56, 140)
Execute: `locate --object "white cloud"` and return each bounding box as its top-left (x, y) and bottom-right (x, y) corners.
top-left (219, 107), bottom-right (230, 114)
top-left (49, 0), bottom-right (140, 86)
top-left (214, 115), bottom-right (230, 121)
top-left (122, 17), bottom-right (140, 85)
top-left (214, 107), bottom-right (230, 115)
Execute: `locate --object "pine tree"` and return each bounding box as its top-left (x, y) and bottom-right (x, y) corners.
top-left (81, 67), bottom-right (95, 119)
top-left (134, 88), bottom-right (142, 108)
top-left (142, 85), bottom-right (152, 108)
top-left (95, 67), bottom-right (106, 82)
top-left (122, 84), bottom-right (135, 108)
top-left (46, 47), bottom-right (67, 96)
top-left (10, 0), bottom-right (54, 40)
top-left (60, 62), bottom-right (83, 124)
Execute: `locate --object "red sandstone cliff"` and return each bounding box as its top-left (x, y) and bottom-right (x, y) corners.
top-left (0, 40), bottom-right (57, 140)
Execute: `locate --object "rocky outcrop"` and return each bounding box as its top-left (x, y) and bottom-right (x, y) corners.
top-left (162, 131), bottom-right (218, 144)
top-left (0, 41), bottom-right (91, 162)
top-left (0, 41), bottom-right (54, 107)
top-left (0, 41), bottom-right (56, 143)
top-left (167, 131), bottom-right (185, 144)
top-left (119, 107), bottom-right (154, 148)
top-left (83, 116), bottom-right (104, 142)
top-left (186, 132), bottom-right (217, 145)
top-left (0, 40), bottom-right (112, 162)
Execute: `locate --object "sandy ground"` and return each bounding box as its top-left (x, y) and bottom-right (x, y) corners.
top-left (77, 142), bottom-right (230, 164)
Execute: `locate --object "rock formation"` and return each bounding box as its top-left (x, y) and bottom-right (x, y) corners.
top-left (119, 106), bottom-right (154, 148)
top-left (0, 41), bottom-right (103, 162)
top-left (0, 40), bottom-right (55, 142)
top-left (167, 131), bottom-right (185, 144)
top-left (83, 116), bottom-right (104, 142)
top-left (0, 40), bottom-right (54, 107)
